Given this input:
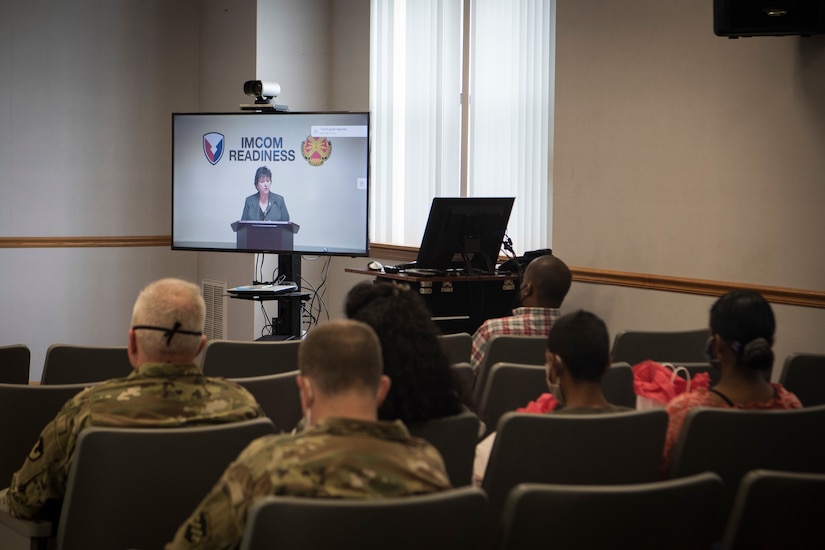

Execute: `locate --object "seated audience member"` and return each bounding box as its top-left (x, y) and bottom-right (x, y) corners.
top-left (166, 319), bottom-right (451, 550)
top-left (473, 309), bottom-right (632, 484)
top-left (345, 280), bottom-right (467, 422)
top-left (0, 278), bottom-right (263, 521)
top-left (470, 253), bottom-right (572, 374)
top-left (662, 290), bottom-right (802, 471)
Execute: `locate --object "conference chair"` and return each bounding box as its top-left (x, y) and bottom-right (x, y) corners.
top-left (610, 328), bottom-right (710, 366)
top-left (40, 344), bottom-right (132, 385)
top-left (476, 363), bottom-right (546, 438)
top-left (779, 352), bottom-right (825, 406)
top-left (450, 362), bottom-right (477, 411)
top-left (476, 362), bottom-right (638, 438)
top-left (473, 335), bottom-right (547, 404)
top-left (722, 469), bottom-right (825, 550)
top-left (481, 410), bottom-right (668, 548)
top-left (230, 371), bottom-right (302, 433)
top-left (201, 338), bottom-right (301, 378)
top-left (601, 361), bottom-right (637, 408)
top-left (0, 344), bottom-right (30, 384)
top-left (668, 405), bottom-right (825, 535)
top-left (239, 486), bottom-right (488, 550)
top-left (438, 332), bottom-right (473, 365)
top-left (500, 473), bottom-right (724, 550)
top-left (0, 382), bottom-right (95, 490)
top-left (0, 418), bottom-right (278, 550)
top-left (408, 409), bottom-right (481, 487)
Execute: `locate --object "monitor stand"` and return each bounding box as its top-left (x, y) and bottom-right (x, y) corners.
top-left (275, 254), bottom-right (302, 337)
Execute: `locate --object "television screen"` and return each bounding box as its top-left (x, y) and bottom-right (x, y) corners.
top-left (172, 111), bottom-right (370, 256)
top-left (415, 197), bottom-right (515, 274)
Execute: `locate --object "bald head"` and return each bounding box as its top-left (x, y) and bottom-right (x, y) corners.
top-left (299, 319), bottom-right (384, 395)
top-left (521, 255), bottom-right (572, 308)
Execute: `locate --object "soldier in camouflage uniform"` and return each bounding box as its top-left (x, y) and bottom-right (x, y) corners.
top-left (166, 319), bottom-right (451, 550)
top-left (0, 278), bottom-right (264, 521)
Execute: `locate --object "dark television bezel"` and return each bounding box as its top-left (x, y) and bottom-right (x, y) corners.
top-left (171, 110), bottom-right (371, 257)
top-left (415, 197), bottom-right (515, 274)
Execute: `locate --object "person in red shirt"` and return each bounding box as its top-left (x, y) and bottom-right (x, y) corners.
top-left (662, 289), bottom-right (802, 472)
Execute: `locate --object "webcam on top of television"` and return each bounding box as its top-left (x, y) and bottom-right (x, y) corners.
top-left (241, 80), bottom-right (289, 112)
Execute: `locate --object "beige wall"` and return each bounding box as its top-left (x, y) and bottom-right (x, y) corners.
top-left (0, 1), bottom-right (208, 380)
top-left (552, 0), bottom-right (825, 378)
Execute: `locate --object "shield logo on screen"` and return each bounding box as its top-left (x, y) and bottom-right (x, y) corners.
top-left (301, 136), bottom-right (332, 167)
top-left (203, 133), bottom-right (225, 165)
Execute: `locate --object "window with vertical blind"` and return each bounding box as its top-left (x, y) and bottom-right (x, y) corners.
top-left (369, 0), bottom-right (555, 255)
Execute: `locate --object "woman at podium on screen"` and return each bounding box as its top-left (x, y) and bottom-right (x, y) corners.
top-left (240, 165), bottom-right (290, 222)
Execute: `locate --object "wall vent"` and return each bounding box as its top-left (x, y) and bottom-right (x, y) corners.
top-left (201, 278), bottom-right (227, 341)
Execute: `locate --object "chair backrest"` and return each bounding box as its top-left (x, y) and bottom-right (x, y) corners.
top-left (407, 410), bottom-right (481, 487)
top-left (500, 473), bottom-right (724, 550)
top-left (477, 362), bottom-right (637, 438)
top-left (779, 352), bottom-right (825, 406)
top-left (230, 371), bottom-right (302, 433)
top-left (722, 469), bottom-right (825, 550)
top-left (600, 362), bottom-right (637, 408)
top-left (201, 339), bottom-right (301, 378)
top-left (239, 486), bottom-right (488, 550)
top-left (450, 362), bottom-right (477, 411)
top-left (0, 382), bottom-right (94, 488)
top-left (0, 344), bottom-right (31, 384)
top-left (482, 410), bottom-right (668, 546)
top-left (611, 328), bottom-right (710, 365)
top-left (40, 344), bottom-right (132, 385)
top-left (668, 405), bottom-right (825, 532)
top-left (438, 332), bottom-right (473, 365)
top-left (474, 335), bottom-right (547, 404)
top-left (477, 363), bottom-right (546, 437)
top-left (56, 418), bottom-right (276, 550)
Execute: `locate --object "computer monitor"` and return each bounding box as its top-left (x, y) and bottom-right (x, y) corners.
top-left (415, 197), bottom-right (515, 274)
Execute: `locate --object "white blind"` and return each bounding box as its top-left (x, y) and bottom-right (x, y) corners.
top-left (468, 0), bottom-right (554, 253)
top-left (370, 0), bottom-right (554, 254)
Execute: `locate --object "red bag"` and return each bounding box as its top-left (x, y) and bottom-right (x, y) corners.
top-left (518, 392), bottom-right (558, 414)
top-left (632, 360), bottom-right (711, 410)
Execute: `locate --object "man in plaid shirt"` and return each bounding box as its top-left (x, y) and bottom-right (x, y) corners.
top-left (470, 254), bottom-right (572, 375)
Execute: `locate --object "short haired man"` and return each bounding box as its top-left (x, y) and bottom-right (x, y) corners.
top-left (166, 319), bottom-right (451, 550)
top-left (0, 278), bottom-right (263, 521)
top-left (470, 254), bottom-right (572, 374)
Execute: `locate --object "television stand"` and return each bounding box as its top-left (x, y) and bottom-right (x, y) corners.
top-left (228, 254), bottom-right (306, 339)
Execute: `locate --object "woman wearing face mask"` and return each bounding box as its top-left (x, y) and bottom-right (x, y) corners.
top-left (240, 165), bottom-right (290, 222)
top-left (661, 290), bottom-right (802, 472)
top-left (473, 310), bottom-right (632, 485)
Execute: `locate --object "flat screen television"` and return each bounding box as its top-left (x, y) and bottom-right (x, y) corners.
top-left (172, 111), bottom-right (370, 256)
top-left (415, 197), bottom-right (515, 274)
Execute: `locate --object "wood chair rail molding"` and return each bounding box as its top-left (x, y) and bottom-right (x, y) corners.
top-left (0, 236), bottom-right (170, 248)
top-left (2, 238), bottom-right (822, 309)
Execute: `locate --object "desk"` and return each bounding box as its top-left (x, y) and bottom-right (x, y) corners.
top-left (345, 269), bottom-right (519, 334)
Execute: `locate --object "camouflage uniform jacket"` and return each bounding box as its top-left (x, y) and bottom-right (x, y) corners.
top-left (2, 362), bottom-right (264, 521)
top-left (166, 416), bottom-right (452, 550)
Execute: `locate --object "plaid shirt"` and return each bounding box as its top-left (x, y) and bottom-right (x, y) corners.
top-left (470, 307), bottom-right (561, 374)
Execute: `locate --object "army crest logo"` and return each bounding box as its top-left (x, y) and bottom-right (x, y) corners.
top-left (302, 136), bottom-right (332, 166)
